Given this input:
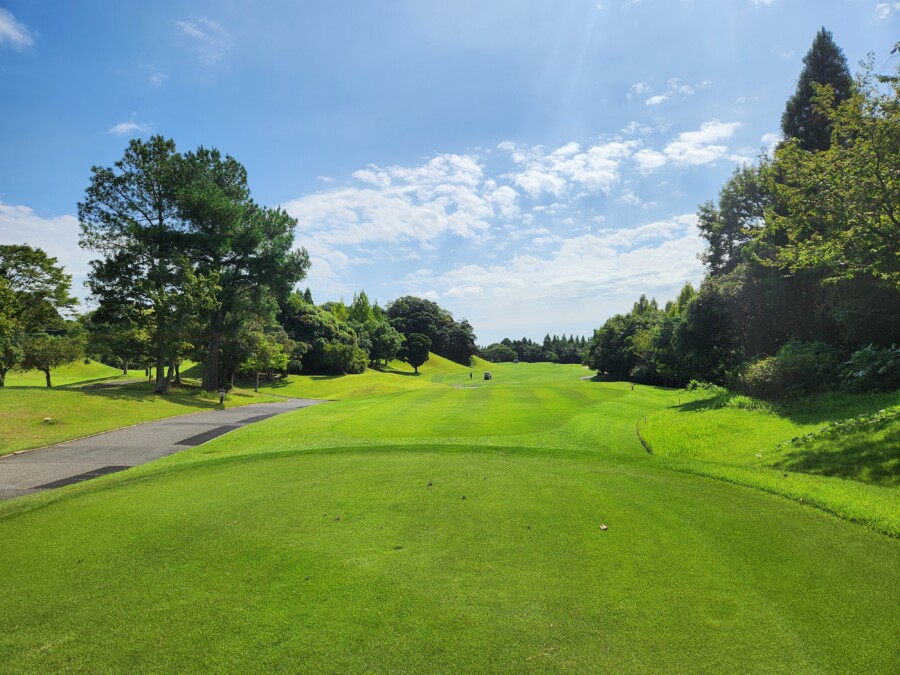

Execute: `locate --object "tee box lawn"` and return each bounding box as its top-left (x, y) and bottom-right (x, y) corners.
top-left (0, 359), bottom-right (897, 672)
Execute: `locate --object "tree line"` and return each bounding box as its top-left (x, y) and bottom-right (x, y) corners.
top-left (585, 29), bottom-right (900, 397)
top-left (1, 136), bottom-right (481, 390)
top-left (481, 335), bottom-right (587, 364)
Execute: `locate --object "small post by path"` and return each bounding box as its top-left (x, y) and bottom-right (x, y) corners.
top-left (218, 388), bottom-right (226, 406)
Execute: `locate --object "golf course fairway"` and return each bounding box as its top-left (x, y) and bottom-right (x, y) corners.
top-left (1, 361), bottom-right (898, 673)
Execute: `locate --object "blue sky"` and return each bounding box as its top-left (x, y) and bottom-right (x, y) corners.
top-left (1, 1), bottom-right (897, 343)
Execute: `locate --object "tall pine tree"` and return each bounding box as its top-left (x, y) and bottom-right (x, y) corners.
top-left (780, 27), bottom-right (852, 151)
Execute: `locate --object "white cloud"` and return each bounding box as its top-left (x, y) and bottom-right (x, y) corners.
top-left (402, 214), bottom-right (704, 339)
top-left (750, 0), bottom-right (776, 7)
top-left (284, 153), bottom-right (501, 253)
top-left (148, 72), bottom-right (169, 86)
top-left (627, 81), bottom-right (652, 99)
top-left (760, 131), bottom-right (781, 148)
top-left (621, 121), bottom-right (652, 136)
top-left (280, 125), bottom-right (745, 338)
top-left (617, 190), bottom-right (656, 209)
top-left (642, 78), bottom-right (708, 106)
top-left (0, 8), bottom-right (33, 48)
top-left (636, 120), bottom-right (742, 173)
top-left (352, 168), bottom-right (391, 188)
top-left (633, 148), bottom-right (668, 173)
top-left (501, 140), bottom-right (638, 198)
top-left (771, 45), bottom-right (795, 60)
top-left (664, 120), bottom-right (741, 165)
top-left (874, 3), bottom-right (900, 19)
top-left (176, 16), bottom-right (229, 65)
top-left (108, 120), bottom-right (152, 135)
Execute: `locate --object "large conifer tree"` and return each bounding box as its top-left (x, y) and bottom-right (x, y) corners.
top-left (780, 27), bottom-right (852, 151)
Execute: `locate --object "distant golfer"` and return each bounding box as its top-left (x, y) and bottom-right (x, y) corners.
top-left (470, 372), bottom-right (473, 379)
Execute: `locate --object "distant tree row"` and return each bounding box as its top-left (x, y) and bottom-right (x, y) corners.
top-left (280, 292), bottom-right (477, 375)
top-left (481, 335), bottom-right (587, 364)
top-left (586, 30), bottom-right (900, 397)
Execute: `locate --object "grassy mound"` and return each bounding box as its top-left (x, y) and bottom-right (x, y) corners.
top-left (639, 388), bottom-right (900, 536)
top-left (3, 448), bottom-right (897, 673)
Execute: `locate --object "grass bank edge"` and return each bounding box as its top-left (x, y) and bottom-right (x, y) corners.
top-left (638, 388), bottom-right (900, 538)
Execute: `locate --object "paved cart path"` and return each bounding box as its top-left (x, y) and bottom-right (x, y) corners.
top-left (0, 398), bottom-right (325, 501)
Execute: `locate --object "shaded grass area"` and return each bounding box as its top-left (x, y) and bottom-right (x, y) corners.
top-left (2, 448), bottom-right (898, 673)
top-left (639, 388), bottom-right (900, 536)
top-left (777, 421), bottom-right (899, 482)
top-left (0, 381), bottom-right (282, 457)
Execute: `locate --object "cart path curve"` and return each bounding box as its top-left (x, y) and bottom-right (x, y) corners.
top-left (0, 398), bottom-right (326, 501)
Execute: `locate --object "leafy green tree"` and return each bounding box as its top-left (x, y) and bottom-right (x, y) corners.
top-left (19, 327), bottom-right (85, 388)
top-left (322, 341), bottom-right (368, 374)
top-left (781, 27), bottom-right (853, 151)
top-left (400, 333), bottom-right (431, 374)
top-left (348, 291), bottom-right (375, 324)
top-left (280, 292), bottom-right (366, 374)
top-left (78, 136), bottom-right (214, 394)
top-left (0, 278), bottom-right (23, 387)
top-left (0, 245), bottom-right (78, 385)
top-left (482, 343), bottom-right (518, 362)
top-left (237, 321), bottom-right (294, 392)
top-left (80, 308), bottom-right (151, 375)
top-left (362, 318), bottom-right (403, 366)
top-left (177, 146), bottom-right (310, 392)
top-left (697, 163), bottom-right (769, 275)
top-left (770, 61), bottom-right (900, 289)
top-left (386, 296), bottom-right (477, 365)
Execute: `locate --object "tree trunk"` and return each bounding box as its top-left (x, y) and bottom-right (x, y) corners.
top-left (122, 359), bottom-right (128, 376)
top-left (174, 363), bottom-right (181, 385)
top-left (0, 367), bottom-right (7, 387)
top-left (43, 368), bottom-right (52, 388)
top-left (255, 371), bottom-right (259, 393)
top-left (165, 361), bottom-right (176, 385)
top-left (202, 305), bottom-right (225, 392)
top-left (154, 349), bottom-right (168, 394)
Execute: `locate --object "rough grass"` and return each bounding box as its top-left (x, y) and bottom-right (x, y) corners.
top-left (639, 388), bottom-right (900, 536)
top-left (1, 365), bottom-right (898, 672)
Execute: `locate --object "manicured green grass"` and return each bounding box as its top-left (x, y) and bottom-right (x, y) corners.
top-left (4, 359), bottom-right (131, 387)
top-left (0, 381), bottom-right (282, 457)
top-left (1, 364), bottom-right (897, 672)
top-left (639, 388), bottom-right (900, 536)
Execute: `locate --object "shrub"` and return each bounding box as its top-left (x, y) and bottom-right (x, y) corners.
top-left (738, 340), bottom-right (839, 399)
top-left (843, 344), bottom-right (900, 392)
top-left (322, 342), bottom-right (368, 375)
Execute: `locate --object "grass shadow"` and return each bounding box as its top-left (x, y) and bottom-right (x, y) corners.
top-left (667, 390), bottom-right (900, 425)
top-left (66, 381), bottom-right (223, 409)
top-left (774, 424), bottom-right (900, 486)
top-left (370, 365), bottom-right (419, 377)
